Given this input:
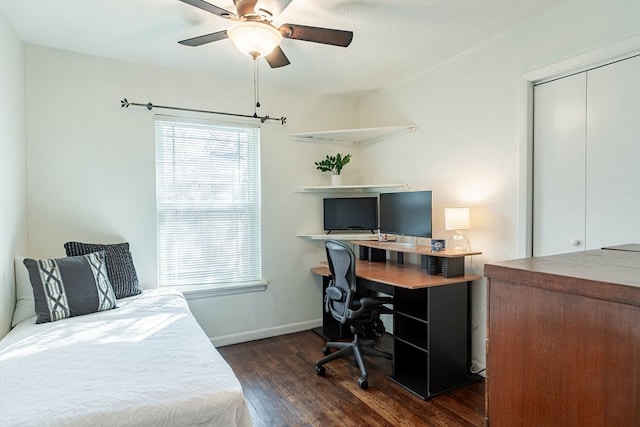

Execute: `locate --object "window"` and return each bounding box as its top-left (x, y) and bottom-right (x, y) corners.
top-left (155, 117), bottom-right (262, 292)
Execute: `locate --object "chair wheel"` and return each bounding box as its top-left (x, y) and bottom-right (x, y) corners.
top-left (316, 366), bottom-right (326, 376)
top-left (357, 377), bottom-right (368, 389)
top-left (322, 346), bottom-right (331, 356)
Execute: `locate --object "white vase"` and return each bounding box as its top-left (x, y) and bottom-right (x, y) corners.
top-left (331, 174), bottom-right (343, 186)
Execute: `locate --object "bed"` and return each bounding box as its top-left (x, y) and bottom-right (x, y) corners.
top-left (0, 285), bottom-right (253, 426)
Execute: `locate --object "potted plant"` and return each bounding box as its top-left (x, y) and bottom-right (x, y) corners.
top-left (315, 153), bottom-right (352, 186)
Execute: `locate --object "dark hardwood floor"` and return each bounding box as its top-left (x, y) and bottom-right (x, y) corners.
top-left (218, 331), bottom-right (485, 427)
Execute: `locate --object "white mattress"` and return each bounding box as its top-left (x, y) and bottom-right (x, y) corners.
top-left (0, 288), bottom-right (252, 427)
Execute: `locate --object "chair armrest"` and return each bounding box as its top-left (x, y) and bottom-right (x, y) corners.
top-left (359, 296), bottom-right (394, 307)
top-left (347, 296), bottom-right (394, 319)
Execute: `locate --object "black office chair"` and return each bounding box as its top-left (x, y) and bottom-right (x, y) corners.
top-left (315, 240), bottom-right (393, 389)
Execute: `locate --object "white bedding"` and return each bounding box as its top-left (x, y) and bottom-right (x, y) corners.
top-left (0, 288), bottom-right (252, 427)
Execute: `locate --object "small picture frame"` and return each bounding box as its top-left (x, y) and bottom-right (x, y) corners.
top-left (431, 239), bottom-right (446, 252)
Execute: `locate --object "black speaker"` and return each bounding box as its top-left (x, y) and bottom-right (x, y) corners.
top-left (358, 245), bottom-right (369, 260)
top-left (368, 247), bottom-right (386, 263)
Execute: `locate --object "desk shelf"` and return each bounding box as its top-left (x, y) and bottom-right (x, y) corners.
top-left (297, 232), bottom-right (381, 241)
top-left (355, 241), bottom-right (481, 278)
top-left (355, 241), bottom-right (481, 258)
top-left (390, 340), bottom-right (429, 397)
top-left (394, 314), bottom-right (428, 350)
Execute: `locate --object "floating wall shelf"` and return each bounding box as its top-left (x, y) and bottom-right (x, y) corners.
top-left (288, 125), bottom-right (417, 146)
top-left (294, 184), bottom-right (408, 193)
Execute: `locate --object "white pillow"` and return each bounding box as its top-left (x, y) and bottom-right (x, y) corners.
top-left (12, 256), bottom-right (36, 327)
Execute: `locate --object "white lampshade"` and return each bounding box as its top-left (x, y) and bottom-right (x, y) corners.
top-left (227, 21), bottom-right (282, 58)
top-left (444, 208), bottom-right (470, 231)
top-left (445, 207), bottom-right (471, 251)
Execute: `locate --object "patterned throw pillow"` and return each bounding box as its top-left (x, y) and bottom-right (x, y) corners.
top-left (64, 241), bottom-right (142, 299)
top-left (23, 251), bottom-right (117, 324)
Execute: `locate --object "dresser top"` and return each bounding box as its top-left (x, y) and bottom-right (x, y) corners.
top-left (484, 245), bottom-right (640, 306)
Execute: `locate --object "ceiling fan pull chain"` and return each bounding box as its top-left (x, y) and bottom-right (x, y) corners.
top-left (255, 57), bottom-right (261, 110)
top-left (252, 58), bottom-right (258, 117)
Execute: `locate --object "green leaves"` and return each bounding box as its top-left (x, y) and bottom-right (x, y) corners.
top-left (315, 153), bottom-right (352, 175)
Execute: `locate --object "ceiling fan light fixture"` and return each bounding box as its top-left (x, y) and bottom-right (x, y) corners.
top-left (227, 21), bottom-right (282, 58)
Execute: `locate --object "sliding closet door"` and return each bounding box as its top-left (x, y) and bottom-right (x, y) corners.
top-left (532, 73), bottom-right (586, 256)
top-left (585, 55), bottom-right (640, 249)
top-left (533, 54), bottom-right (640, 256)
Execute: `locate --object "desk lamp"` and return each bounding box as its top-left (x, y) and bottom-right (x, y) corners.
top-left (445, 208), bottom-right (471, 251)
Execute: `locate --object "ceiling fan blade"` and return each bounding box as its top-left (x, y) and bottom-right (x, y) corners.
top-left (178, 0), bottom-right (236, 19)
top-left (178, 30), bottom-right (228, 46)
top-left (265, 46), bottom-right (290, 68)
top-left (280, 24), bottom-right (353, 47)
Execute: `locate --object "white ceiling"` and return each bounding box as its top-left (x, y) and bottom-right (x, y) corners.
top-left (0, 0), bottom-right (570, 96)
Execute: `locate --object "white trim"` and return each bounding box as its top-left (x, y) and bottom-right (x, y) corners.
top-left (516, 79), bottom-right (534, 258)
top-left (211, 319), bottom-right (322, 347)
top-left (523, 34), bottom-right (640, 84)
top-left (176, 280), bottom-right (269, 300)
top-left (518, 35), bottom-right (640, 257)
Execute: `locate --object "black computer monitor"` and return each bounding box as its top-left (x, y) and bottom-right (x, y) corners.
top-left (323, 197), bottom-right (378, 233)
top-left (379, 190), bottom-right (432, 238)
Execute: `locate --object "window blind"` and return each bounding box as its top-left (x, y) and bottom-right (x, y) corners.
top-left (155, 117), bottom-right (262, 288)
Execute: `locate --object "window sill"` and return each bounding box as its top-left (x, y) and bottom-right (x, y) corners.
top-left (170, 280), bottom-right (268, 300)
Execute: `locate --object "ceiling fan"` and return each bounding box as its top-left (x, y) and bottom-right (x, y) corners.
top-left (177, 0), bottom-right (354, 68)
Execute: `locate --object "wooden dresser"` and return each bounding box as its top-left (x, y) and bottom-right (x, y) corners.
top-left (484, 245), bottom-right (640, 426)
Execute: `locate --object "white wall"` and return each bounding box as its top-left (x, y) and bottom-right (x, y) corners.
top-left (0, 11), bottom-right (27, 338)
top-left (24, 45), bottom-right (359, 344)
top-left (358, 0), bottom-right (640, 369)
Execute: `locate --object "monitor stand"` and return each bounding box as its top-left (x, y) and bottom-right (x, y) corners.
top-left (326, 229), bottom-right (376, 235)
top-left (385, 236), bottom-right (418, 248)
top-left (384, 237), bottom-right (417, 265)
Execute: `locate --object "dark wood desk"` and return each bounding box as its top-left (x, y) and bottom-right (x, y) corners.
top-left (312, 253), bottom-right (481, 400)
top-left (485, 246), bottom-right (640, 426)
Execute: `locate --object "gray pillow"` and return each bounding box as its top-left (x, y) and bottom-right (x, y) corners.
top-left (64, 241), bottom-right (142, 299)
top-left (24, 251), bottom-right (117, 324)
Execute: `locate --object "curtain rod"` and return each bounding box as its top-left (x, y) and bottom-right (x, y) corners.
top-left (120, 98), bottom-right (286, 125)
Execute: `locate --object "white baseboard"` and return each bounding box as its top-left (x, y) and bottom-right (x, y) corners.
top-left (211, 319), bottom-right (322, 347)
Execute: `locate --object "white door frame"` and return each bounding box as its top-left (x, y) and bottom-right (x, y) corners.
top-left (515, 34), bottom-right (640, 258)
